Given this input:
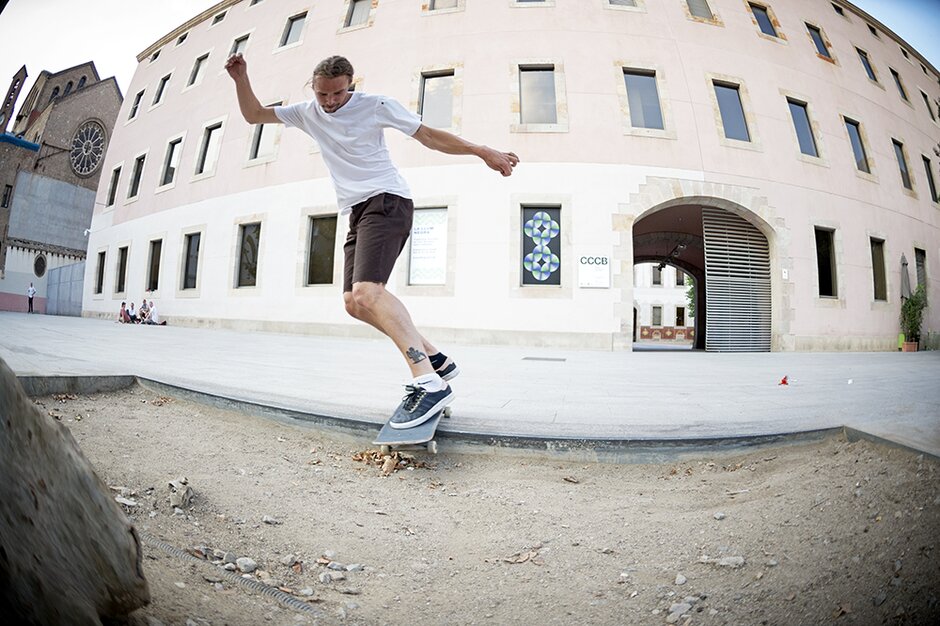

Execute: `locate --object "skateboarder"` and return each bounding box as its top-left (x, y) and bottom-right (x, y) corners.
top-left (226, 54), bottom-right (518, 429)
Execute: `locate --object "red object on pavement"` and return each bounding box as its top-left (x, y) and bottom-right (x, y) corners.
top-left (779, 376), bottom-right (788, 386)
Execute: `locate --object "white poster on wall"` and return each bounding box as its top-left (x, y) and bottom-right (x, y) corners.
top-left (578, 253), bottom-right (610, 288)
top-left (409, 208), bottom-right (448, 285)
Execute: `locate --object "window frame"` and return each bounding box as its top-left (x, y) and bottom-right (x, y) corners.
top-left (340, 0), bottom-right (374, 32)
top-left (748, 2), bottom-right (779, 39)
top-left (235, 220), bottom-right (263, 289)
top-left (511, 60), bottom-right (569, 133)
top-left (892, 138), bottom-right (914, 192)
top-left (151, 73), bottom-right (173, 108)
top-left (147, 238), bottom-right (163, 293)
top-left (869, 237), bottom-right (887, 302)
top-left (709, 76), bottom-right (759, 148)
top-left (185, 52), bottom-right (211, 89)
top-left (814, 227), bottom-right (838, 298)
top-left (105, 163), bottom-right (122, 207)
top-left (114, 245), bottom-right (129, 295)
top-left (179, 229), bottom-right (204, 295)
top-left (193, 117), bottom-right (227, 180)
top-left (157, 133), bottom-right (186, 191)
top-left (418, 70), bottom-right (457, 131)
top-left (786, 97), bottom-right (820, 159)
top-left (304, 213), bottom-right (339, 287)
top-left (806, 23), bottom-right (836, 63)
top-left (126, 151), bottom-right (147, 202)
top-left (278, 12), bottom-right (307, 49)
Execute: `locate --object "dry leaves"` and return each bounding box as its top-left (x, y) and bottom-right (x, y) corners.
top-left (352, 449), bottom-right (431, 476)
top-left (150, 396), bottom-right (173, 407)
top-left (52, 393), bottom-right (78, 403)
top-left (502, 549), bottom-right (545, 566)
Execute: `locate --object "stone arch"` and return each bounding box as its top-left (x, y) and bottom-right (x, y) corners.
top-left (612, 176), bottom-right (792, 351)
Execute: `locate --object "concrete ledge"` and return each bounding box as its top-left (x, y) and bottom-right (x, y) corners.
top-left (19, 373), bottom-right (856, 463)
top-left (843, 426), bottom-right (940, 462)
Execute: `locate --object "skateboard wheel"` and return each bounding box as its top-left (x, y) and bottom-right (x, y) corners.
top-left (443, 406), bottom-right (453, 418)
top-left (379, 445), bottom-right (391, 455)
top-left (428, 441), bottom-right (438, 454)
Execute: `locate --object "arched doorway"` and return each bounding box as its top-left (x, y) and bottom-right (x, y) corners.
top-left (633, 203), bottom-right (772, 352)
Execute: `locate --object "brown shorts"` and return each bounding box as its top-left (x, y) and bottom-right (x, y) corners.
top-left (343, 193), bottom-right (414, 293)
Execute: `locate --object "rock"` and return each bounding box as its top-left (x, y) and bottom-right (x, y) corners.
top-left (683, 596), bottom-right (698, 604)
top-left (319, 572), bottom-right (333, 584)
top-left (257, 570), bottom-right (276, 586)
top-left (223, 563), bottom-right (237, 571)
top-left (709, 608), bottom-right (719, 616)
top-left (767, 559), bottom-right (778, 567)
top-left (299, 587), bottom-right (314, 597)
top-left (874, 590), bottom-right (888, 606)
top-left (115, 496), bottom-right (138, 507)
top-left (280, 554), bottom-right (297, 566)
top-left (346, 563), bottom-right (364, 572)
top-left (675, 574), bottom-right (687, 585)
top-left (0, 358), bottom-right (150, 623)
top-left (174, 582), bottom-right (186, 589)
top-left (331, 572), bottom-right (347, 581)
top-left (718, 556), bottom-right (746, 568)
top-left (262, 515), bottom-right (281, 525)
top-left (168, 478), bottom-right (193, 509)
top-left (323, 550), bottom-right (337, 560)
top-left (236, 557), bottom-right (258, 573)
top-left (669, 602), bottom-right (692, 614)
top-left (713, 512), bottom-right (726, 520)
top-left (223, 552), bottom-right (237, 564)
top-left (328, 561), bottom-right (347, 571)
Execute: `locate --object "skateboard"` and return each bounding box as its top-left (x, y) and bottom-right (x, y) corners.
top-left (373, 406), bottom-right (452, 454)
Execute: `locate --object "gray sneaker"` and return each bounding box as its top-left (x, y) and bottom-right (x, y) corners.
top-left (388, 384), bottom-right (454, 430)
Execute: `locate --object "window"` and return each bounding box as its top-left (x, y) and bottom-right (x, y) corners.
top-left (77, 76), bottom-right (86, 89)
top-left (95, 251), bottom-right (106, 294)
top-left (807, 24), bottom-right (831, 58)
top-left (892, 140), bottom-right (912, 189)
top-left (831, 3), bottom-right (844, 16)
top-left (714, 82), bottom-right (750, 141)
top-left (161, 138), bottom-right (183, 186)
top-left (231, 35), bottom-right (249, 57)
top-left (409, 209), bottom-right (449, 285)
top-left (900, 47), bottom-right (910, 60)
top-left (250, 0), bottom-right (264, 5)
top-left (922, 91), bottom-right (937, 121)
top-left (237, 222), bottom-right (262, 287)
top-left (64, 81), bottom-right (73, 96)
top-left (519, 67), bottom-right (557, 124)
top-left (33, 254), bottom-right (45, 278)
top-left (814, 228), bottom-right (837, 297)
top-left (307, 216), bottom-right (337, 285)
top-left (280, 13), bottom-right (306, 46)
top-left (188, 54), bottom-right (209, 87)
top-left (890, 68), bottom-right (909, 101)
top-left (128, 90), bottom-right (144, 119)
top-left (419, 72), bottom-right (454, 129)
top-left (623, 70), bottom-right (664, 130)
top-left (857, 49), bottom-right (877, 82)
top-left (196, 122), bottom-right (223, 175)
top-left (610, 0), bottom-right (637, 5)
top-left (686, 0), bottom-right (713, 20)
top-left (676, 306), bottom-right (686, 327)
top-left (345, 0), bottom-right (370, 28)
top-left (915, 248), bottom-right (927, 291)
top-left (249, 102), bottom-right (281, 160)
top-left (212, 12), bottom-right (226, 25)
top-left (652, 305), bottom-right (663, 326)
top-left (870, 238), bottom-right (886, 301)
top-left (787, 99), bottom-right (818, 157)
top-left (652, 266), bottom-right (662, 285)
top-left (430, 0), bottom-right (459, 8)
top-left (49, 86), bottom-right (59, 102)
top-left (183, 233), bottom-right (201, 290)
top-left (176, 33), bottom-right (188, 46)
top-left (924, 156), bottom-right (938, 203)
top-left (128, 154), bottom-right (145, 199)
top-left (150, 50), bottom-right (160, 63)
top-left (750, 4), bottom-right (777, 37)
top-left (153, 74), bottom-right (171, 106)
top-left (676, 269), bottom-right (685, 286)
top-left (1, 184), bottom-right (11, 208)
top-left (867, 24), bottom-right (879, 38)
top-left (115, 246), bottom-right (129, 294)
top-left (845, 118), bottom-right (870, 173)
top-left (106, 166), bottom-right (121, 206)
top-left (521, 206), bottom-right (561, 286)
top-left (147, 239), bottom-right (162, 292)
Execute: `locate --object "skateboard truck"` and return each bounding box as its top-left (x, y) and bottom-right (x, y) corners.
top-left (373, 406), bottom-right (452, 455)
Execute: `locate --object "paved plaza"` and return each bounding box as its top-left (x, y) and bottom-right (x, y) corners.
top-left (1, 312), bottom-right (938, 458)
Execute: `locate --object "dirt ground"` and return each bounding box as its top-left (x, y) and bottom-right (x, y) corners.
top-left (36, 385), bottom-right (939, 626)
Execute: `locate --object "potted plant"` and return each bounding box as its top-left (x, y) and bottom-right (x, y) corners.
top-left (900, 284), bottom-right (927, 352)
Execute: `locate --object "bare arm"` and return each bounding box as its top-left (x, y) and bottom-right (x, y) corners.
top-left (412, 124), bottom-right (519, 176)
top-left (225, 54), bottom-right (280, 125)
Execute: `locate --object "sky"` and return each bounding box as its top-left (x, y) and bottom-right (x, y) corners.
top-left (0, 0), bottom-right (937, 117)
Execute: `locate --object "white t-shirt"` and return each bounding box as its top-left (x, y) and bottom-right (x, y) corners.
top-left (275, 92), bottom-right (422, 214)
top-left (27, 286), bottom-right (36, 298)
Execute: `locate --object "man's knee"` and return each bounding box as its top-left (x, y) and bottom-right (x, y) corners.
top-left (343, 292), bottom-right (361, 319)
top-left (351, 282), bottom-right (384, 310)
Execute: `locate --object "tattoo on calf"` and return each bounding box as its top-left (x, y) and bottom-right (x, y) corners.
top-left (406, 347), bottom-right (427, 364)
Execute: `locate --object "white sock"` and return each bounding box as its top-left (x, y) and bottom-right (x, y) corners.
top-left (413, 373), bottom-right (445, 392)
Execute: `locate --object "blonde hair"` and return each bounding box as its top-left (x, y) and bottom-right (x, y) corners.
top-left (313, 56), bottom-right (354, 80)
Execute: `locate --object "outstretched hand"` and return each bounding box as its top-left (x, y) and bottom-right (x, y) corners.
top-left (481, 147), bottom-right (520, 177)
top-left (225, 53), bottom-right (247, 81)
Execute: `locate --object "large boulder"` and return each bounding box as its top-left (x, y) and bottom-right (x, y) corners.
top-left (0, 357), bottom-right (150, 624)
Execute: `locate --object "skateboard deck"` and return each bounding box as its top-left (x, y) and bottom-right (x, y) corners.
top-left (373, 406), bottom-right (452, 454)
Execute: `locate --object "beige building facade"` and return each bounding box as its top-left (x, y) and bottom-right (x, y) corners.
top-left (82, 0), bottom-right (940, 351)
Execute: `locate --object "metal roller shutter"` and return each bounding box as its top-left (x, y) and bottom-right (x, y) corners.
top-left (702, 208), bottom-right (771, 352)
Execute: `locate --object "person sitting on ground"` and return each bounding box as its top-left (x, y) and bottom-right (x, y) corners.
top-left (144, 300), bottom-right (166, 325)
top-left (128, 302), bottom-right (138, 324)
top-left (138, 299), bottom-right (150, 323)
top-left (118, 302), bottom-right (131, 323)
